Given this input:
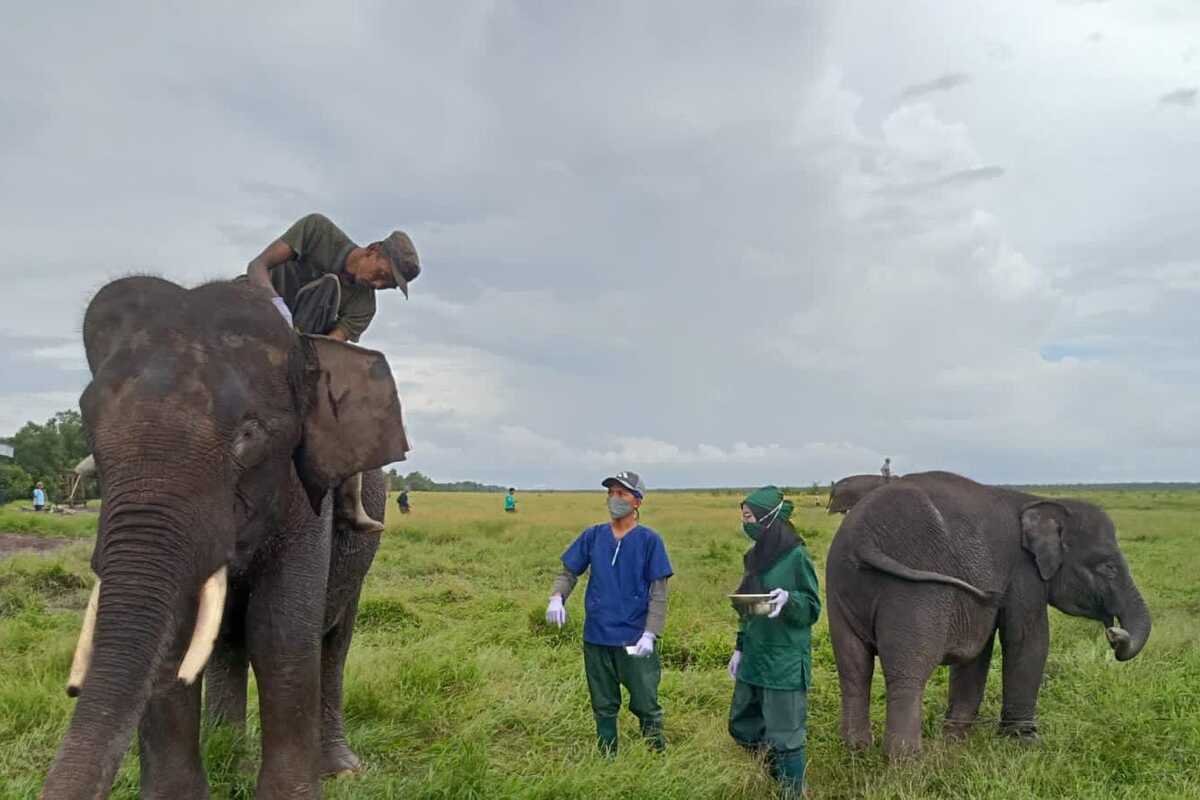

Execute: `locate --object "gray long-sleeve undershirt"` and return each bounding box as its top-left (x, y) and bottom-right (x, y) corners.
top-left (550, 569), bottom-right (669, 636)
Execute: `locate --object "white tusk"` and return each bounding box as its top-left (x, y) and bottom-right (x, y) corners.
top-left (67, 581), bottom-right (101, 697)
top-left (177, 567), bottom-right (228, 685)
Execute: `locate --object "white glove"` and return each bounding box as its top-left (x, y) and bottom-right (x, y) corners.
top-left (546, 595), bottom-right (566, 628)
top-left (767, 588), bottom-right (790, 619)
top-left (271, 296), bottom-right (294, 328)
top-left (630, 632), bottom-right (656, 657)
top-left (728, 649), bottom-right (742, 679)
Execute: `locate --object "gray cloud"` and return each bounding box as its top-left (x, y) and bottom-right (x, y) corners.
top-left (1, 1), bottom-right (1198, 486)
top-left (900, 73), bottom-right (971, 100)
top-left (1159, 87), bottom-right (1198, 107)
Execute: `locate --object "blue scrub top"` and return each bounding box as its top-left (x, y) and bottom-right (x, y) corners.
top-left (561, 523), bottom-right (673, 646)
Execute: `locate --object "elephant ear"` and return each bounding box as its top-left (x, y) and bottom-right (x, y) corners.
top-left (293, 335), bottom-right (410, 513)
top-left (1020, 500), bottom-right (1070, 581)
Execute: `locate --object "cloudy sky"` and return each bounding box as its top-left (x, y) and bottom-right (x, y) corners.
top-left (2, 1), bottom-right (1198, 488)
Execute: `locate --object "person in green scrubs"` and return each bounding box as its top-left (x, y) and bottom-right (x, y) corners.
top-left (727, 486), bottom-right (821, 798)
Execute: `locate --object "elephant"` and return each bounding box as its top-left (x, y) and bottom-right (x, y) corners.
top-left (827, 474), bottom-right (890, 514)
top-left (42, 276), bottom-right (409, 799)
top-left (825, 470), bottom-right (1150, 758)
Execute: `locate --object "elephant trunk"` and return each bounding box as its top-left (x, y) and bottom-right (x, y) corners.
top-left (42, 523), bottom-right (190, 799)
top-left (1106, 582), bottom-right (1151, 662)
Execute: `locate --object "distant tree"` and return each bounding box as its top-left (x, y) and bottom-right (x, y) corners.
top-left (8, 410), bottom-right (90, 501)
top-left (0, 463), bottom-right (34, 505)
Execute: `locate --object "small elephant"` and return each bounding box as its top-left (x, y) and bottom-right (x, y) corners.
top-left (827, 474), bottom-right (890, 514)
top-left (42, 277), bottom-right (409, 799)
top-left (826, 471), bottom-right (1150, 758)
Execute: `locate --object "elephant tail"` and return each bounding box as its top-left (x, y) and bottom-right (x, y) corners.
top-left (859, 548), bottom-right (994, 601)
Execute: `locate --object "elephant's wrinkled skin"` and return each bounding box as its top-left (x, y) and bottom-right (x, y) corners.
top-left (826, 471), bottom-right (1150, 758)
top-left (42, 277), bottom-right (409, 799)
top-left (827, 474), bottom-right (890, 514)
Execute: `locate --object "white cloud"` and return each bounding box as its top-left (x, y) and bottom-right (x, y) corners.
top-left (2, 1), bottom-right (1198, 487)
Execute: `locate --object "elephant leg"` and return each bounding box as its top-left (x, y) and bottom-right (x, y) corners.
top-left (247, 512), bottom-right (330, 799)
top-left (944, 630), bottom-right (995, 740)
top-left (321, 592), bottom-right (365, 776)
top-left (829, 605), bottom-right (875, 750)
top-left (138, 677), bottom-right (208, 799)
top-left (998, 606), bottom-right (1049, 741)
top-left (880, 661), bottom-right (936, 760)
top-left (204, 639), bottom-right (249, 729)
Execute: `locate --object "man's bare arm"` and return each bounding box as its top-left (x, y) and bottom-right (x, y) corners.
top-left (246, 239), bottom-right (297, 293)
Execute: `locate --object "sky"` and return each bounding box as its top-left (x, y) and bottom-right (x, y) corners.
top-left (2, 1), bottom-right (1198, 489)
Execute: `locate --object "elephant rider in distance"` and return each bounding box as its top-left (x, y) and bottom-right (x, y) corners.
top-left (247, 212), bottom-right (420, 533)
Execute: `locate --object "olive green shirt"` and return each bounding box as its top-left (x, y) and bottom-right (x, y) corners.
top-left (734, 546), bottom-right (822, 691)
top-left (273, 213), bottom-right (376, 342)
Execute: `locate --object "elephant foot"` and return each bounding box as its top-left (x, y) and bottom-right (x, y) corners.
top-left (998, 721), bottom-right (1039, 743)
top-left (840, 725), bottom-right (873, 752)
top-left (943, 718), bottom-right (974, 740)
top-left (321, 740), bottom-right (364, 777)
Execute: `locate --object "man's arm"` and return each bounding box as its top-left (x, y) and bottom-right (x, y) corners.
top-left (246, 239), bottom-right (297, 294)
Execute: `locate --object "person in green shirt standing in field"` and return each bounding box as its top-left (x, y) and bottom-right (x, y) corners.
top-left (728, 486), bottom-right (821, 798)
top-left (504, 488), bottom-right (517, 513)
top-left (245, 212), bottom-right (421, 532)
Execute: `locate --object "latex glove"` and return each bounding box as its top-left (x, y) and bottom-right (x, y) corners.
top-left (546, 595), bottom-right (566, 628)
top-left (630, 632), bottom-right (656, 657)
top-left (728, 649), bottom-right (742, 679)
top-left (767, 588), bottom-right (790, 619)
top-left (271, 296), bottom-right (294, 328)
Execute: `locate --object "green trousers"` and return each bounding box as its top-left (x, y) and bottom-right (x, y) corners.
top-left (583, 642), bottom-right (664, 753)
top-left (728, 680), bottom-right (808, 796)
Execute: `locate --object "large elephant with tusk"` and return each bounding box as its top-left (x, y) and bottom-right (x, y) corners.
top-left (826, 471), bottom-right (1151, 759)
top-left (43, 277), bottom-right (408, 799)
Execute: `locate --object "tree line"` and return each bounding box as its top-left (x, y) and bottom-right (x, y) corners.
top-left (0, 410), bottom-right (92, 505)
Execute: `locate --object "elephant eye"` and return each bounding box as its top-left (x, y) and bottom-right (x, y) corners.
top-left (1097, 562), bottom-right (1118, 578)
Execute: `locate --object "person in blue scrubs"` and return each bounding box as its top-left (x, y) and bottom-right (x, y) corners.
top-left (545, 471), bottom-right (673, 753)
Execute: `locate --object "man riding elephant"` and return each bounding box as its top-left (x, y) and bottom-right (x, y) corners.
top-left (245, 212), bottom-right (420, 533)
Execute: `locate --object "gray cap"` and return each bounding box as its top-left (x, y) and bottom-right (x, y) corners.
top-left (380, 231), bottom-right (420, 297)
top-left (602, 470), bottom-right (646, 498)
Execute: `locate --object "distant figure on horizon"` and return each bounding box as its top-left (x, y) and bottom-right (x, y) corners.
top-left (505, 488), bottom-right (517, 513)
top-left (881, 458), bottom-right (892, 480)
top-left (397, 488), bottom-right (410, 514)
top-left (32, 481), bottom-right (47, 512)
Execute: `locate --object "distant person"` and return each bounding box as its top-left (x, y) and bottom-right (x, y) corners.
top-left (728, 486), bottom-right (821, 798)
top-left (504, 488), bottom-right (517, 513)
top-left (881, 457), bottom-right (892, 480)
top-left (244, 212), bottom-right (421, 534)
top-left (32, 481), bottom-right (47, 512)
top-left (397, 488), bottom-right (410, 514)
top-left (545, 471), bottom-right (673, 754)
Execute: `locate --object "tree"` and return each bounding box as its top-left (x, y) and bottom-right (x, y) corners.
top-left (0, 463), bottom-right (34, 505)
top-left (8, 410), bottom-right (90, 502)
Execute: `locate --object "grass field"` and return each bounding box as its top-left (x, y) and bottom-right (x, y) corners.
top-left (0, 488), bottom-right (1197, 799)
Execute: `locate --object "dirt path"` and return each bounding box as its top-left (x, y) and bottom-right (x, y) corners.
top-left (0, 532), bottom-right (75, 559)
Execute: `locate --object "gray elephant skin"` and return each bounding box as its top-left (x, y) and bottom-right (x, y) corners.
top-left (826, 471), bottom-right (1150, 758)
top-left (42, 277), bottom-right (409, 799)
top-left (827, 474), bottom-right (890, 514)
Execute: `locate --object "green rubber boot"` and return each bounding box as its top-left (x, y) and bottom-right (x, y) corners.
top-left (640, 719), bottom-right (666, 753)
top-left (775, 751), bottom-right (807, 799)
top-left (596, 717), bottom-right (618, 756)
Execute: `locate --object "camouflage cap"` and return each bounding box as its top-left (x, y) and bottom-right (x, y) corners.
top-left (380, 231), bottom-right (420, 297)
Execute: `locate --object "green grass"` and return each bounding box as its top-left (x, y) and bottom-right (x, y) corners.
top-left (0, 489), bottom-right (1197, 798)
top-left (0, 502), bottom-right (100, 540)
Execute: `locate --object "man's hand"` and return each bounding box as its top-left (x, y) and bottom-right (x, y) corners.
top-left (546, 595), bottom-right (566, 628)
top-left (246, 239), bottom-right (297, 290)
top-left (629, 632), bottom-right (656, 657)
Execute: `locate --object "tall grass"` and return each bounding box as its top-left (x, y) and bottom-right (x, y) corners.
top-left (0, 489), bottom-right (1196, 798)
